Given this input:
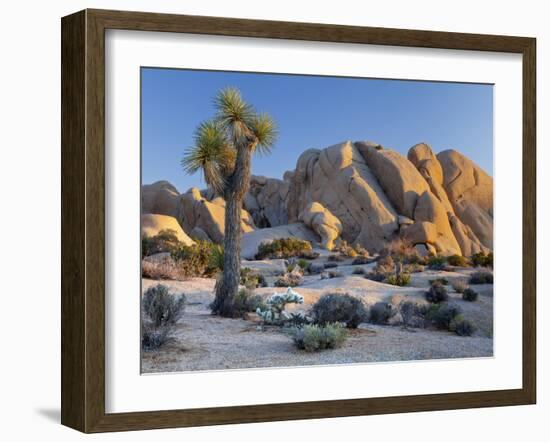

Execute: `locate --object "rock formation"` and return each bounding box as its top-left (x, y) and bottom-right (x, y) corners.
top-left (298, 202), bottom-right (342, 250)
top-left (141, 214), bottom-right (195, 246)
top-left (142, 140), bottom-right (493, 259)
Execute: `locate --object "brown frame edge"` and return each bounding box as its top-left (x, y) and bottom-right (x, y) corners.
top-left (61, 8), bottom-right (536, 433)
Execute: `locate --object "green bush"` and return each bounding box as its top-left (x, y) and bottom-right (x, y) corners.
top-left (352, 267), bottom-right (366, 275)
top-left (311, 293), bottom-right (367, 328)
top-left (292, 323), bottom-right (347, 351)
top-left (142, 284), bottom-right (186, 327)
top-left (471, 252), bottom-right (493, 267)
top-left (462, 288), bottom-right (479, 302)
top-left (142, 229), bottom-right (184, 257)
top-left (430, 278), bottom-right (449, 286)
top-left (171, 240), bottom-right (224, 277)
top-left (427, 255), bottom-right (446, 270)
top-left (447, 254), bottom-right (468, 267)
top-left (469, 271), bottom-right (494, 284)
top-left (449, 315), bottom-right (476, 336)
top-left (297, 259), bottom-right (309, 270)
top-left (425, 303), bottom-right (462, 330)
top-left (255, 238), bottom-right (313, 260)
top-left (385, 273), bottom-right (411, 286)
top-left (369, 302), bottom-right (396, 325)
top-left (425, 282), bottom-right (448, 303)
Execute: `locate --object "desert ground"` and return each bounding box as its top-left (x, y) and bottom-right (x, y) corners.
top-left (141, 254), bottom-right (493, 373)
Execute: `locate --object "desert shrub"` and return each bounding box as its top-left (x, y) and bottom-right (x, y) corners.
top-left (425, 303), bottom-right (462, 330)
top-left (427, 255), bottom-right (447, 270)
top-left (311, 293), bottom-right (368, 328)
top-left (385, 273), bottom-right (411, 286)
top-left (471, 252), bottom-right (493, 268)
top-left (240, 267), bottom-right (268, 289)
top-left (297, 259), bottom-right (309, 270)
top-left (425, 282), bottom-right (449, 303)
top-left (327, 254), bottom-right (346, 262)
top-left (292, 323), bottom-right (347, 351)
top-left (430, 278), bottom-right (449, 286)
top-left (385, 238), bottom-right (422, 264)
top-left (364, 271), bottom-right (386, 282)
top-left (469, 271), bottom-right (494, 284)
top-left (171, 240), bottom-right (223, 277)
top-left (255, 238), bottom-right (313, 260)
top-left (452, 280), bottom-right (468, 293)
top-left (447, 254), bottom-right (468, 267)
top-left (233, 288), bottom-right (266, 317)
top-left (256, 288), bottom-right (304, 325)
top-left (323, 262), bottom-right (339, 269)
top-left (321, 270), bottom-right (343, 279)
top-left (142, 284), bottom-right (186, 327)
top-left (274, 272), bottom-right (303, 287)
top-left (375, 255), bottom-right (395, 273)
top-left (449, 315), bottom-right (476, 336)
top-left (335, 240), bottom-right (360, 258)
top-left (462, 288), bottom-right (479, 302)
top-left (141, 323), bottom-right (170, 351)
top-left (141, 229), bottom-right (183, 257)
top-left (405, 263), bottom-right (425, 273)
top-left (352, 256), bottom-right (371, 265)
top-left (142, 257), bottom-right (184, 280)
top-left (352, 267), bottom-right (366, 275)
top-left (286, 312), bottom-right (312, 328)
top-left (209, 244), bottom-right (225, 271)
top-left (399, 300), bottom-right (426, 328)
top-left (369, 301), bottom-right (396, 325)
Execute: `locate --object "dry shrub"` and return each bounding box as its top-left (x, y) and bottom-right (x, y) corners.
top-left (142, 257), bottom-right (185, 280)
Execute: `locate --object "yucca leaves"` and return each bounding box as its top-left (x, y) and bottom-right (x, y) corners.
top-left (250, 113), bottom-right (277, 156)
top-left (182, 87), bottom-right (277, 193)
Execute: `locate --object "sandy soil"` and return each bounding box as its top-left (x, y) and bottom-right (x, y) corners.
top-left (141, 263), bottom-right (493, 373)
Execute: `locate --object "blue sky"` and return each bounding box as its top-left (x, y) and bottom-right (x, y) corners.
top-left (142, 68), bottom-right (493, 193)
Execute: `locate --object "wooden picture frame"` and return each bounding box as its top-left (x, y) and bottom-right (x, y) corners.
top-left (61, 8), bottom-right (536, 433)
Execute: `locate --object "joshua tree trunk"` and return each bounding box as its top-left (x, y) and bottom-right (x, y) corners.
top-left (211, 141), bottom-right (255, 317)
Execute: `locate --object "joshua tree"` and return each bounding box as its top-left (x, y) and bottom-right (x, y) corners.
top-left (181, 88), bottom-right (277, 317)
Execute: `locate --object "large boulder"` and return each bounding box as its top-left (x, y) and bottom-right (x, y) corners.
top-left (241, 223), bottom-right (319, 260)
top-left (407, 143), bottom-right (454, 214)
top-left (287, 141), bottom-right (398, 253)
top-left (298, 202), bottom-right (343, 250)
top-left (357, 141), bottom-right (430, 219)
top-left (141, 181), bottom-right (180, 217)
top-left (244, 175), bottom-right (290, 227)
top-left (437, 150), bottom-right (493, 249)
top-left (178, 187), bottom-right (255, 244)
top-left (141, 214), bottom-right (195, 246)
top-left (413, 191), bottom-right (461, 256)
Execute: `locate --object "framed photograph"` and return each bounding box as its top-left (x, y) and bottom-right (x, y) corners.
top-left (61, 9), bottom-right (536, 433)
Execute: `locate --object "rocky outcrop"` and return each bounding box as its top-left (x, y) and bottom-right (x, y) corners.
top-left (357, 141), bottom-right (430, 219)
top-left (412, 191), bottom-right (461, 255)
top-left (141, 214), bottom-right (195, 246)
top-left (437, 149), bottom-right (493, 249)
top-left (298, 202), bottom-right (342, 250)
top-left (244, 175), bottom-right (290, 227)
top-left (287, 141), bottom-right (398, 252)
top-left (142, 140), bottom-right (493, 258)
top-left (178, 187), bottom-right (255, 243)
top-left (142, 181), bottom-right (180, 217)
top-left (241, 223), bottom-right (319, 260)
